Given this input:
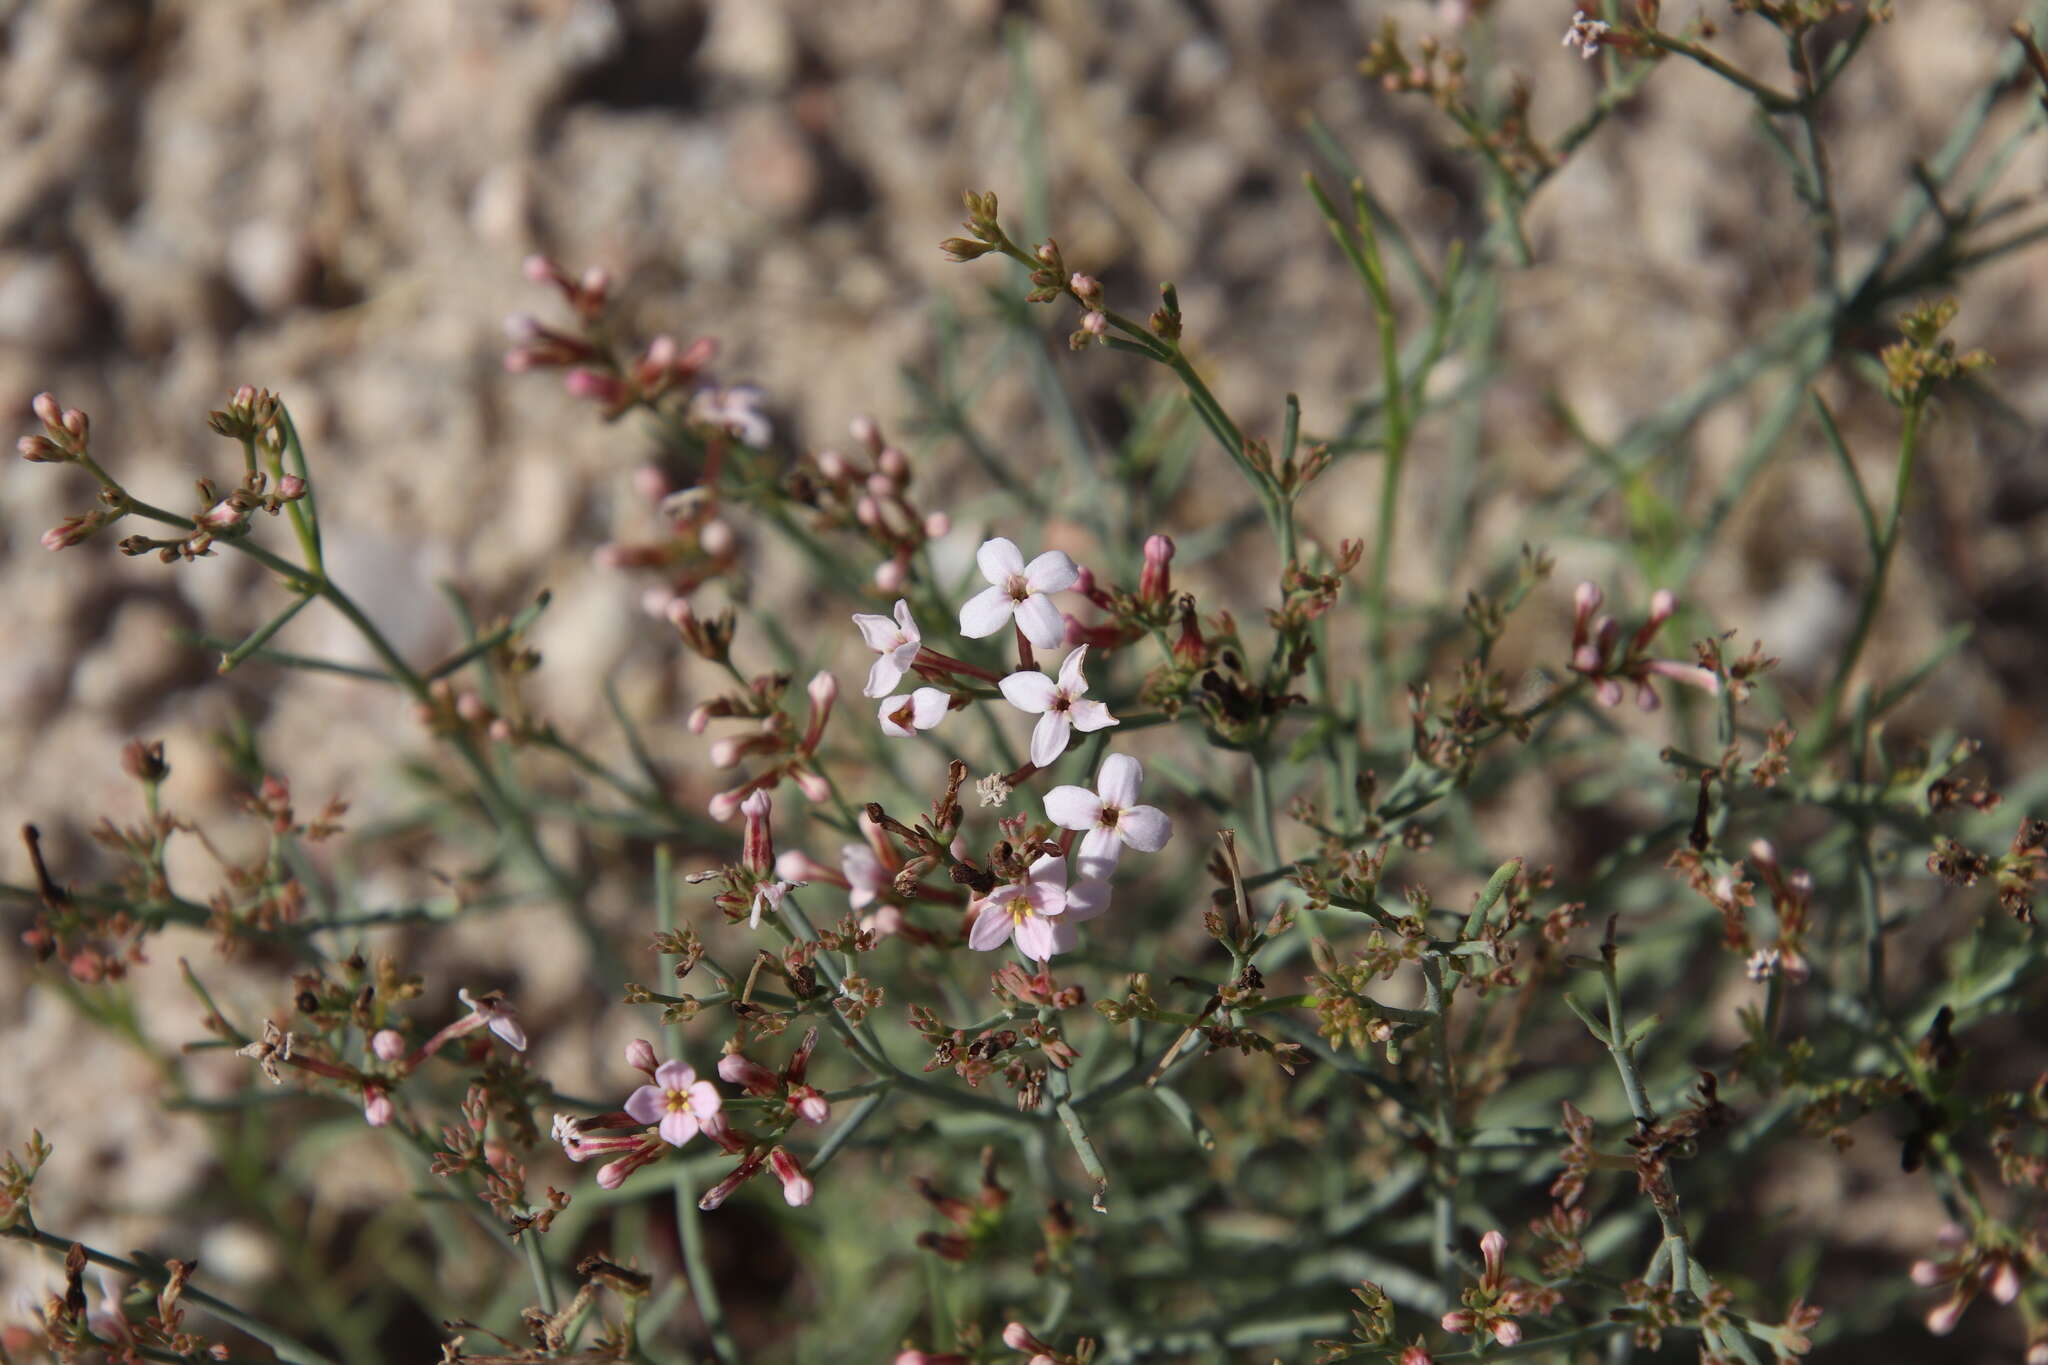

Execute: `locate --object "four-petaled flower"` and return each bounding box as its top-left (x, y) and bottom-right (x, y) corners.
top-left (458, 987), bottom-right (528, 1052)
top-left (852, 599), bottom-right (922, 699)
top-left (879, 687), bottom-right (950, 738)
top-left (967, 854), bottom-right (1107, 961)
top-left (960, 537), bottom-right (1078, 650)
top-left (1000, 645), bottom-right (1117, 768)
top-left (625, 1060), bottom-right (723, 1147)
top-left (1044, 753), bottom-right (1172, 874)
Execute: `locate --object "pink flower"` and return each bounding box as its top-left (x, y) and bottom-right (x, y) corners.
top-left (852, 599), bottom-right (922, 698)
top-left (456, 988), bottom-right (527, 1052)
top-left (750, 878), bottom-right (796, 929)
top-left (879, 687), bottom-right (951, 737)
top-left (999, 646), bottom-right (1117, 768)
top-left (624, 1061), bottom-right (723, 1147)
top-left (1043, 753), bottom-right (1171, 873)
top-left (959, 537), bottom-right (1078, 650)
top-left (843, 841), bottom-right (889, 910)
top-left (967, 854), bottom-right (1102, 961)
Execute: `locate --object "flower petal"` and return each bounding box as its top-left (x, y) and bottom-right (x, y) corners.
top-left (842, 843), bottom-right (885, 900)
top-left (654, 1061), bottom-right (695, 1091)
top-left (1096, 753), bottom-right (1143, 807)
top-left (864, 652), bottom-right (906, 699)
top-left (852, 610), bottom-right (900, 653)
top-left (878, 695), bottom-right (919, 738)
top-left (688, 1081), bottom-right (722, 1116)
top-left (892, 598), bottom-right (919, 639)
top-left (624, 1084), bottom-right (664, 1126)
top-left (1029, 711), bottom-right (1071, 769)
top-left (976, 536), bottom-right (1025, 585)
top-left (909, 687), bottom-right (951, 729)
top-left (659, 1110), bottom-right (700, 1147)
top-left (1068, 699), bottom-right (1118, 733)
top-left (1078, 826), bottom-right (1124, 871)
top-left (1014, 914), bottom-right (1058, 962)
top-left (999, 669), bottom-right (1059, 713)
top-left (1042, 784), bottom-right (1103, 831)
top-left (967, 902), bottom-right (1015, 951)
top-left (1047, 916), bottom-right (1081, 956)
top-left (490, 1016), bottom-right (528, 1052)
top-left (1064, 876), bottom-right (1111, 922)
top-left (1056, 645), bottom-right (1090, 695)
top-left (1116, 803), bottom-right (1173, 852)
top-left (1023, 549), bottom-right (1079, 594)
top-left (1013, 592), bottom-right (1065, 650)
top-left (958, 584), bottom-right (1014, 638)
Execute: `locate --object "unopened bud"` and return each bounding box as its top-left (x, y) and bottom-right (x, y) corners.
top-left (717, 1052), bottom-right (780, 1094)
top-left (790, 1085), bottom-right (830, 1125)
top-left (849, 414), bottom-right (881, 453)
top-left (17, 434), bottom-right (64, 462)
top-left (1491, 1320), bottom-right (1521, 1347)
top-left (769, 1148), bottom-right (814, 1206)
top-left (1003, 1323), bottom-right (1051, 1353)
top-left (31, 392), bottom-right (62, 427)
top-left (699, 518), bottom-right (736, 557)
top-left (878, 446), bottom-right (909, 480)
top-left (371, 1029), bottom-right (407, 1062)
top-left (874, 558), bottom-right (907, 593)
top-left (816, 449), bottom-right (851, 481)
top-left (792, 767), bottom-right (832, 803)
top-left (625, 1038), bottom-right (659, 1077)
top-left (363, 1087), bottom-right (394, 1128)
top-left (923, 511), bottom-right (950, 539)
top-left (1139, 533), bottom-right (1174, 604)
top-left (741, 789), bottom-right (775, 872)
top-left (596, 1159), bottom-right (631, 1191)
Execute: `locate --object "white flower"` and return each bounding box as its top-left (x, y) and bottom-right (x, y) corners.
top-left (1043, 753), bottom-right (1173, 874)
top-left (959, 537), bottom-right (1078, 649)
top-left (999, 645), bottom-right (1117, 768)
top-left (851, 599), bottom-right (922, 699)
top-left (750, 879), bottom-right (798, 929)
top-left (878, 687), bottom-right (950, 738)
top-left (1562, 10), bottom-right (1609, 58)
top-left (690, 385), bottom-right (772, 446)
top-left (966, 854), bottom-right (1107, 961)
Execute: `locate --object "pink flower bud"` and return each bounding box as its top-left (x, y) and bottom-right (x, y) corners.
top-left (625, 1038), bottom-right (659, 1077)
top-left (817, 449), bottom-right (851, 480)
top-left (371, 1029), bottom-right (406, 1062)
top-left (1991, 1258), bottom-right (2022, 1304)
top-left (1400, 1348), bottom-right (1433, 1365)
top-left (276, 474), bottom-right (307, 499)
top-left (718, 1052), bottom-right (780, 1094)
top-left (632, 463), bottom-right (672, 503)
top-left (866, 472), bottom-right (897, 498)
top-left (777, 849), bottom-right (832, 883)
top-left (1573, 580), bottom-right (1603, 622)
top-left (1441, 1310), bottom-right (1476, 1334)
top-left (455, 692), bottom-right (489, 723)
top-left (769, 1148), bottom-right (814, 1206)
top-left (709, 737), bottom-right (744, 769)
top-left (31, 391), bottom-right (61, 427)
top-left (666, 597), bottom-right (697, 630)
top-left (18, 434), bottom-right (63, 461)
top-left (565, 368), bottom-right (624, 405)
top-left (809, 671), bottom-right (839, 708)
top-left (687, 705), bottom-right (712, 734)
top-left (698, 1154), bottom-right (765, 1210)
top-left (1139, 533), bottom-right (1174, 603)
top-left (522, 254), bottom-right (557, 284)
top-left (708, 789), bottom-right (744, 822)
top-left (849, 414), bottom-right (880, 453)
top-left (923, 511), bottom-right (950, 539)
top-left (855, 495), bottom-right (881, 526)
top-left (1491, 1320), bottom-right (1521, 1347)
top-left (488, 718), bottom-right (513, 743)
top-left (1081, 310), bottom-right (1107, 336)
top-left (1750, 839), bottom-right (1780, 871)
top-left (790, 1085), bottom-right (830, 1125)
top-left (503, 313), bottom-right (543, 342)
top-left (1634, 680), bottom-right (1661, 711)
top-left (1910, 1259), bottom-right (1945, 1287)
top-left (874, 558), bottom-right (907, 593)
top-left (741, 789), bottom-right (775, 873)
top-left (363, 1087), bottom-right (393, 1127)
top-left (1646, 588), bottom-right (1677, 628)
top-left (792, 767), bottom-right (832, 803)
top-left (1926, 1295), bottom-right (1966, 1336)
top-left (644, 334), bottom-right (678, 370)
top-left (699, 518), bottom-right (736, 557)
top-left (596, 1159), bottom-right (630, 1190)
top-left (1004, 1323), bottom-right (1049, 1353)
top-left (579, 265), bottom-right (611, 299)
top-left (878, 446), bottom-right (909, 480)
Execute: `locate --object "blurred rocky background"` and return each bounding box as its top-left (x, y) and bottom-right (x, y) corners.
top-left (2, 0), bottom-right (2045, 1355)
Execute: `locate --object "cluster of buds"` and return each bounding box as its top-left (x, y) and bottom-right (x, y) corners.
top-left (913, 1149), bottom-right (1012, 1261)
top-left (690, 676), bottom-right (838, 822)
top-left (775, 811), bottom-right (952, 944)
top-left (18, 393), bottom-right (123, 553)
top-left (412, 676), bottom-right (531, 746)
top-left (1440, 1230), bottom-right (1556, 1346)
top-left (796, 415), bottom-right (951, 592)
top-left (1911, 1225), bottom-right (2027, 1337)
top-left (1567, 584), bottom-right (1719, 708)
top-left (1743, 840), bottom-right (1813, 983)
top-left (1053, 533), bottom-right (1182, 654)
top-left (506, 255), bottom-right (767, 445)
top-left (597, 480), bottom-right (741, 612)
top-left (719, 1027), bottom-right (831, 1129)
top-left (697, 789), bottom-right (803, 926)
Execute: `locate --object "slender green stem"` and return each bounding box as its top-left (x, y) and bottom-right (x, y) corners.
top-left (671, 1169), bottom-right (740, 1365)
